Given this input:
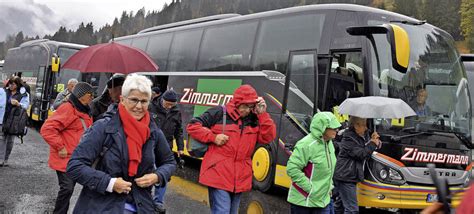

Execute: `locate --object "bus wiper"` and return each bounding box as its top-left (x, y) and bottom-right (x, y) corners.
top-left (390, 20), bottom-right (426, 25)
top-left (427, 129), bottom-right (473, 149)
top-left (391, 131), bottom-right (453, 141)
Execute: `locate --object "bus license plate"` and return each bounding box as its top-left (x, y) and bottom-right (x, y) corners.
top-left (426, 194), bottom-right (438, 203)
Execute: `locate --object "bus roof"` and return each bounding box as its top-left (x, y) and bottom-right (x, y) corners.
top-left (138, 14), bottom-right (241, 34)
top-left (116, 3), bottom-right (423, 41)
top-left (19, 39), bottom-right (87, 50)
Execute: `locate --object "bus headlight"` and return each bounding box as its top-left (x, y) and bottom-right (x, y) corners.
top-left (389, 168), bottom-right (402, 180)
top-left (371, 160), bottom-right (405, 185)
top-left (379, 169), bottom-right (388, 179)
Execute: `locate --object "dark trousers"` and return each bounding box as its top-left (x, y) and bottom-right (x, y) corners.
top-left (290, 200), bottom-right (334, 214)
top-left (54, 171), bottom-right (76, 214)
top-left (334, 180), bottom-right (358, 214)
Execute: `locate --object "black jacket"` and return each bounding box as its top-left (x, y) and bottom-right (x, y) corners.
top-left (90, 92), bottom-right (112, 121)
top-left (334, 129), bottom-right (377, 183)
top-left (149, 97), bottom-right (184, 151)
top-left (67, 105), bottom-right (176, 213)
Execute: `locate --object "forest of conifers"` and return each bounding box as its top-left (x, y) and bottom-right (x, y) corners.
top-left (0, 0), bottom-right (473, 59)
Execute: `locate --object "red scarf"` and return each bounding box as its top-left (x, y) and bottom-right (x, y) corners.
top-left (118, 103), bottom-right (150, 177)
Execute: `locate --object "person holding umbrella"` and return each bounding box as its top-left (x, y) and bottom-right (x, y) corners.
top-left (90, 75), bottom-right (125, 121)
top-left (333, 116), bottom-right (381, 213)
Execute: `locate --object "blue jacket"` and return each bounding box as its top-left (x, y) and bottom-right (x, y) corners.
top-left (0, 88), bottom-right (6, 124)
top-left (67, 106), bottom-right (176, 213)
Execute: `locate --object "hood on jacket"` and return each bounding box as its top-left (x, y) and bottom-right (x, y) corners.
top-left (226, 85), bottom-right (258, 120)
top-left (310, 112), bottom-right (341, 139)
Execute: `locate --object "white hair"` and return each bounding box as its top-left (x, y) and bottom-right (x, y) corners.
top-left (121, 74), bottom-right (152, 99)
top-left (68, 78), bottom-right (78, 84)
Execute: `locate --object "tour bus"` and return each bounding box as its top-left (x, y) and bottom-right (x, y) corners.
top-left (3, 39), bottom-right (107, 122)
top-left (116, 4), bottom-right (471, 211)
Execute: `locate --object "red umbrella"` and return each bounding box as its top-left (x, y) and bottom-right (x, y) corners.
top-left (61, 42), bottom-right (158, 74)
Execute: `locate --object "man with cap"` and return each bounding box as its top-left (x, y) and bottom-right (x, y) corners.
top-left (151, 86), bottom-right (161, 100)
top-left (40, 82), bottom-right (94, 214)
top-left (90, 75), bottom-right (125, 121)
top-left (53, 78), bottom-right (78, 110)
top-left (187, 85), bottom-right (276, 213)
top-left (149, 89), bottom-right (184, 209)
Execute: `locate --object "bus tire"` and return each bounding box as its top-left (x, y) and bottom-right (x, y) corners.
top-left (252, 142), bottom-right (276, 192)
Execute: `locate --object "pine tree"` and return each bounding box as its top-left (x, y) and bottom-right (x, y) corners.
top-left (14, 32), bottom-right (24, 47)
top-left (461, 0), bottom-right (474, 52)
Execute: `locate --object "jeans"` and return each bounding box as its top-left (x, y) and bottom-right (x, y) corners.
top-left (208, 187), bottom-right (242, 214)
top-left (290, 200), bottom-right (334, 214)
top-left (53, 171), bottom-right (76, 214)
top-left (334, 180), bottom-right (358, 214)
top-left (154, 182), bottom-right (167, 204)
top-left (0, 133), bottom-right (13, 163)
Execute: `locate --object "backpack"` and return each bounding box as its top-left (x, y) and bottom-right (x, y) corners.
top-left (3, 105), bottom-right (28, 143)
top-left (187, 105), bottom-right (226, 158)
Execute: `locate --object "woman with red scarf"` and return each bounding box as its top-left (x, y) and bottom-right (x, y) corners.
top-left (67, 74), bottom-right (176, 213)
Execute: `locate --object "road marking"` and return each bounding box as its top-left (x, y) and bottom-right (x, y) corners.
top-left (168, 176), bottom-right (209, 206)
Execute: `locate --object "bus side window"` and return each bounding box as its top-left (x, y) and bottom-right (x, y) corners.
top-left (198, 21), bottom-right (258, 71)
top-left (146, 33), bottom-right (173, 72)
top-left (253, 13), bottom-right (326, 74)
top-left (168, 29), bottom-right (203, 71)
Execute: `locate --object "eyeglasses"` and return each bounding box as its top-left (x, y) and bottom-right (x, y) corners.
top-left (126, 97), bottom-right (150, 106)
top-left (239, 104), bottom-right (256, 111)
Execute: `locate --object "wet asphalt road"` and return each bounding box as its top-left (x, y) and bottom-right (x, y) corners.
top-left (0, 127), bottom-right (290, 213)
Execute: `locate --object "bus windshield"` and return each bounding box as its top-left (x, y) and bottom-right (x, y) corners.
top-left (371, 22), bottom-right (472, 144)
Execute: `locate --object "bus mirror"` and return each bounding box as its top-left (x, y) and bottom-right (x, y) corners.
top-left (347, 24), bottom-right (410, 73)
top-left (51, 54), bottom-right (60, 73)
top-left (386, 24), bottom-right (409, 73)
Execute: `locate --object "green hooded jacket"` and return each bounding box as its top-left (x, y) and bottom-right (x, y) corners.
top-left (286, 112), bottom-right (341, 208)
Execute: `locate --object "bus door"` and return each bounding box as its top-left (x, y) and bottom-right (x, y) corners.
top-left (281, 49), bottom-right (318, 143)
top-left (38, 65), bottom-right (55, 121)
top-left (28, 66), bottom-right (46, 121)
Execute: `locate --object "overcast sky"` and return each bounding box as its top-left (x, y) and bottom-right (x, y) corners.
top-left (0, 0), bottom-right (172, 41)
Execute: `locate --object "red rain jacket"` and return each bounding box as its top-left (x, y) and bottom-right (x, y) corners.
top-left (40, 102), bottom-right (92, 172)
top-left (187, 85), bottom-right (276, 193)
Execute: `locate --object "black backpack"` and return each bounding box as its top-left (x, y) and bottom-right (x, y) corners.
top-left (3, 105), bottom-right (28, 143)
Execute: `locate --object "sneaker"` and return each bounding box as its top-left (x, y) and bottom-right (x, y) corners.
top-left (0, 161), bottom-right (3, 167)
top-left (3, 160), bottom-right (8, 167)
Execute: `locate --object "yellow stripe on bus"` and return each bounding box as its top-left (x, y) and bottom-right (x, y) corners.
top-left (274, 165), bottom-right (291, 188)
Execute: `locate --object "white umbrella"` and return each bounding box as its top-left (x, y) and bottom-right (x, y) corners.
top-left (339, 96), bottom-right (416, 132)
top-left (339, 96), bottom-right (416, 119)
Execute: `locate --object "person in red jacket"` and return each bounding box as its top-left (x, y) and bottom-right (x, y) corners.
top-left (40, 82), bottom-right (94, 214)
top-left (187, 84), bottom-right (277, 214)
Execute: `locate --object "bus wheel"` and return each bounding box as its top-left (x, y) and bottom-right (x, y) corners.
top-left (252, 143), bottom-right (276, 192)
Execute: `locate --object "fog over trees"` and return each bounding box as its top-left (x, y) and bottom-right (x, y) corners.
top-left (1, 0), bottom-right (472, 59)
